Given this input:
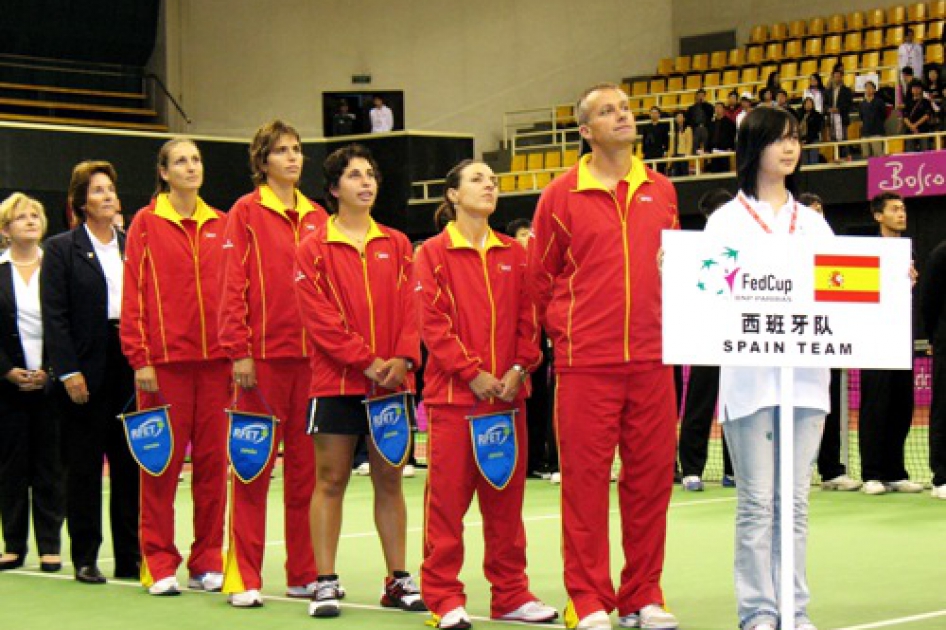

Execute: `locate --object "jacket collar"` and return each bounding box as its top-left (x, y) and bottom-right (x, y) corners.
top-left (153, 193), bottom-right (217, 228)
top-left (325, 215), bottom-right (387, 246)
top-left (573, 153), bottom-right (651, 194)
top-left (444, 221), bottom-right (507, 251)
top-left (258, 185), bottom-right (317, 221)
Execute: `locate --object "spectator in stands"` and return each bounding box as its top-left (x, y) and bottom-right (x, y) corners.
top-left (677, 188), bottom-right (735, 492)
top-left (415, 160), bottom-right (556, 629)
top-left (708, 102), bottom-right (736, 173)
top-left (0, 193), bottom-right (63, 574)
top-left (921, 237), bottom-right (946, 500)
top-left (218, 120), bottom-right (326, 607)
top-left (924, 65), bottom-right (944, 130)
top-left (370, 95), bottom-right (394, 133)
top-left (529, 82), bottom-right (680, 630)
top-left (903, 80), bottom-right (933, 152)
top-left (295, 144), bottom-right (425, 619)
top-left (119, 138), bottom-right (230, 596)
top-left (858, 81), bottom-right (887, 158)
top-left (765, 71), bottom-right (782, 98)
top-left (42, 161), bottom-right (139, 584)
top-left (758, 88), bottom-right (775, 108)
top-left (860, 193), bottom-right (923, 496)
top-left (704, 106), bottom-right (832, 630)
top-left (899, 66), bottom-right (917, 111)
top-left (797, 96), bottom-right (824, 166)
top-left (825, 68), bottom-right (853, 160)
top-left (803, 74), bottom-right (825, 114)
top-left (506, 218), bottom-right (533, 249)
top-left (797, 192), bottom-right (863, 493)
top-left (641, 106), bottom-right (670, 174)
top-left (686, 89), bottom-right (714, 154)
top-left (331, 101), bottom-right (356, 137)
top-left (725, 91), bottom-right (740, 124)
top-left (736, 94), bottom-right (753, 128)
top-left (669, 111), bottom-right (692, 177)
top-left (898, 28), bottom-right (925, 104)
top-left (775, 90), bottom-right (793, 115)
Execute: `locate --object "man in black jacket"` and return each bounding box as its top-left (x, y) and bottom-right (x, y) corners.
top-left (641, 106), bottom-right (670, 174)
top-left (921, 238), bottom-right (946, 499)
top-left (825, 67), bottom-right (854, 160)
top-left (707, 103), bottom-right (736, 173)
top-left (858, 80), bottom-right (888, 158)
top-left (686, 89), bottom-right (714, 154)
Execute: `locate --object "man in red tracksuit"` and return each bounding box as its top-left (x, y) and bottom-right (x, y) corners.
top-left (217, 121), bottom-right (328, 607)
top-left (528, 83), bottom-right (680, 630)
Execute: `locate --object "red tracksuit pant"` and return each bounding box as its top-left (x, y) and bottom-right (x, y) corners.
top-left (556, 366), bottom-right (676, 618)
top-left (421, 401), bottom-right (537, 619)
top-left (222, 358), bottom-right (317, 592)
top-left (137, 360), bottom-right (229, 584)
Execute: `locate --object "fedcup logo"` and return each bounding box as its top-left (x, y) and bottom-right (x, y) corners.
top-left (696, 246), bottom-right (741, 297)
top-left (477, 423), bottom-right (512, 448)
top-left (233, 422), bottom-right (270, 445)
top-left (696, 246), bottom-right (794, 303)
top-left (130, 416), bottom-right (166, 441)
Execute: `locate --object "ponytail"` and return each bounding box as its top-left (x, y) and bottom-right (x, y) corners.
top-left (434, 159), bottom-right (476, 231)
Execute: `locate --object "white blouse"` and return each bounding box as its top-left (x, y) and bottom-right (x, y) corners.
top-left (85, 224), bottom-right (123, 320)
top-left (1, 250), bottom-right (43, 371)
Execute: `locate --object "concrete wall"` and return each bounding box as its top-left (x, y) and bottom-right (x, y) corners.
top-left (157, 0), bottom-right (672, 156)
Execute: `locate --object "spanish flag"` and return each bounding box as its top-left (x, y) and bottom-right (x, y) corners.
top-left (814, 255), bottom-right (880, 303)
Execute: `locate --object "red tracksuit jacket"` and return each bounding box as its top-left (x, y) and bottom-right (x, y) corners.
top-left (529, 154), bottom-right (679, 370)
top-left (218, 185), bottom-right (328, 361)
top-left (413, 223), bottom-right (541, 406)
top-left (294, 216), bottom-right (420, 397)
top-left (121, 194), bottom-right (227, 370)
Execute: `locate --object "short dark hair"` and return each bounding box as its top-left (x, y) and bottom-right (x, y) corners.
top-left (903, 65), bottom-right (915, 76)
top-left (728, 90), bottom-right (739, 98)
top-left (736, 107), bottom-right (800, 200)
top-left (322, 143), bottom-right (381, 213)
top-left (506, 218), bottom-right (532, 236)
top-left (697, 188), bottom-right (734, 218)
top-left (906, 27), bottom-right (915, 36)
top-left (797, 192), bottom-right (823, 208)
top-left (864, 80), bottom-right (877, 90)
top-left (870, 192), bottom-right (902, 215)
top-left (696, 88), bottom-right (707, 95)
top-left (777, 89), bottom-right (788, 98)
top-left (68, 160), bottom-right (118, 223)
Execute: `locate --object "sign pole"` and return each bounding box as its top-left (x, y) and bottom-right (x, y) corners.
top-left (779, 366), bottom-right (796, 630)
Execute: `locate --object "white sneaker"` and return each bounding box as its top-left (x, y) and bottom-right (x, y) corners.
top-left (637, 604), bottom-right (678, 629)
top-left (308, 579), bottom-right (343, 617)
top-left (550, 472), bottom-right (561, 485)
top-left (821, 474), bottom-right (862, 491)
top-left (188, 572), bottom-right (223, 592)
top-left (885, 479), bottom-right (923, 493)
top-left (576, 610), bottom-right (612, 629)
top-left (932, 484), bottom-right (946, 499)
top-left (681, 475), bottom-right (704, 492)
top-left (402, 464), bottom-right (416, 478)
top-left (796, 623), bottom-right (818, 630)
top-left (611, 470), bottom-right (619, 482)
top-left (501, 600), bottom-right (558, 623)
top-left (862, 480), bottom-right (887, 495)
top-left (354, 462), bottom-right (371, 476)
top-left (749, 624), bottom-right (776, 630)
top-left (439, 606), bottom-right (472, 629)
top-left (287, 580), bottom-right (347, 599)
top-left (148, 576), bottom-right (181, 596)
top-left (228, 589), bottom-right (263, 607)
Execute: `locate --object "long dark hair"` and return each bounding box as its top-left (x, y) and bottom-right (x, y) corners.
top-left (736, 107), bottom-right (800, 199)
top-left (434, 159), bottom-right (476, 230)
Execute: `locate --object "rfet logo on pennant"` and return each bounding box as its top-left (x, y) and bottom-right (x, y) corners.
top-left (813, 255), bottom-right (880, 303)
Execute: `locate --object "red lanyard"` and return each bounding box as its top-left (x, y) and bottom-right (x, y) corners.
top-left (738, 193), bottom-right (798, 234)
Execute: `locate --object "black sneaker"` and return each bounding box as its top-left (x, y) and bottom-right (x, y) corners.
top-left (380, 574), bottom-right (427, 612)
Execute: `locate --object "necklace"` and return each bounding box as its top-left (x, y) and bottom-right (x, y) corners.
top-left (9, 255), bottom-right (39, 267)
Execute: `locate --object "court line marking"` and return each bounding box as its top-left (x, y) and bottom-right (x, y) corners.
top-left (833, 610), bottom-right (946, 629)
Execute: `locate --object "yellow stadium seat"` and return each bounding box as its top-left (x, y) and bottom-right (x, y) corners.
top-left (555, 105), bottom-right (575, 126)
top-left (770, 23), bottom-right (789, 40)
top-left (677, 92), bottom-right (695, 108)
top-left (881, 67), bottom-right (898, 86)
top-left (728, 48), bottom-right (746, 66)
top-left (685, 74), bottom-right (702, 90)
top-left (511, 154), bottom-right (527, 172)
top-left (703, 71), bottom-right (720, 87)
top-left (882, 48), bottom-right (899, 68)
top-left (641, 96), bottom-right (657, 110)
top-left (650, 78), bottom-right (667, 93)
top-left (843, 32), bottom-right (862, 53)
top-left (847, 11), bottom-right (866, 31)
top-left (861, 51), bottom-right (880, 70)
top-left (784, 39), bottom-right (803, 59)
top-left (741, 67), bottom-right (759, 84)
top-left (843, 73), bottom-right (855, 88)
top-left (710, 51), bottom-right (728, 69)
top-left (840, 54), bottom-right (858, 73)
top-left (746, 46), bottom-right (764, 65)
top-left (563, 148), bottom-right (579, 167)
top-left (789, 20), bottom-right (807, 39)
top-left (620, 83), bottom-right (631, 95)
top-left (526, 153), bottom-right (544, 171)
top-left (780, 61), bottom-right (798, 79)
top-left (632, 81), bottom-right (648, 96)
top-left (692, 54), bottom-right (709, 71)
top-left (722, 69), bottom-right (739, 86)
top-left (499, 175), bottom-right (517, 192)
top-left (824, 35), bottom-right (842, 56)
top-left (809, 17), bottom-right (826, 36)
top-left (516, 175), bottom-right (534, 191)
top-left (887, 5), bottom-right (906, 25)
top-left (535, 173), bottom-right (552, 189)
top-left (749, 25), bottom-right (768, 44)
top-left (929, 21), bottom-right (944, 42)
top-left (914, 23), bottom-right (926, 43)
top-left (799, 59), bottom-right (818, 77)
top-left (628, 97), bottom-right (643, 112)
top-left (668, 76), bottom-right (684, 92)
top-left (763, 43), bottom-right (783, 62)
top-left (790, 78), bottom-right (807, 96)
top-left (933, 1), bottom-right (946, 20)
top-left (886, 26), bottom-right (904, 49)
top-left (657, 58), bottom-right (675, 75)
top-left (819, 56), bottom-right (838, 76)
top-left (804, 37), bottom-right (823, 58)
top-left (674, 56), bottom-right (692, 74)
top-left (827, 14), bottom-right (845, 33)
top-left (866, 9), bottom-right (885, 28)
top-left (908, 3), bottom-right (927, 23)
top-left (760, 63), bottom-right (777, 79)
top-left (661, 94), bottom-right (678, 108)
top-left (864, 29), bottom-right (884, 50)
top-left (928, 43), bottom-right (945, 64)
top-left (545, 151), bottom-right (562, 169)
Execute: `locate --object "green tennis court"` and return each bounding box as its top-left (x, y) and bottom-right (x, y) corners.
top-left (1, 466), bottom-right (943, 630)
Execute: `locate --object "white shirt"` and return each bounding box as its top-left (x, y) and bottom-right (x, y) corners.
top-left (898, 42), bottom-right (924, 77)
top-left (1, 250), bottom-right (43, 371)
top-left (85, 224), bottom-right (123, 319)
top-left (802, 88), bottom-right (824, 114)
top-left (703, 192), bottom-right (834, 421)
top-left (369, 105), bottom-right (394, 133)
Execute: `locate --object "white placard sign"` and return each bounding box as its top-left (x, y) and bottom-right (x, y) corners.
top-left (662, 231), bottom-right (913, 369)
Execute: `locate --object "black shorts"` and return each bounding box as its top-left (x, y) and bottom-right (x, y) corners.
top-left (307, 396), bottom-right (368, 436)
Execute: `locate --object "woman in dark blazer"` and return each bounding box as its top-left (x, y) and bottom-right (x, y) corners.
top-left (41, 161), bottom-right (138, 584)
top-left (0, 193), bottom-right (63, 573)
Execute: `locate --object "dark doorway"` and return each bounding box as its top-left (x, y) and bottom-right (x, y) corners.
top-left (322, 90), bottom-right (404, 137)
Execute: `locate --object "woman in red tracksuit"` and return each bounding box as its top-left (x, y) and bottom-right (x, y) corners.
top-left (121, 138), bottom-right (229, 596)
top-left (294, 144), bottom-right (424, 619)
top-left (414, 160), bottom-right (557, 630)
top-left (217, 120), bottom-right (327, 607)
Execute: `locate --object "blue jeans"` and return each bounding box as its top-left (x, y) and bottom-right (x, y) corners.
top-left (723, 406), bottom-right (825, 630)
